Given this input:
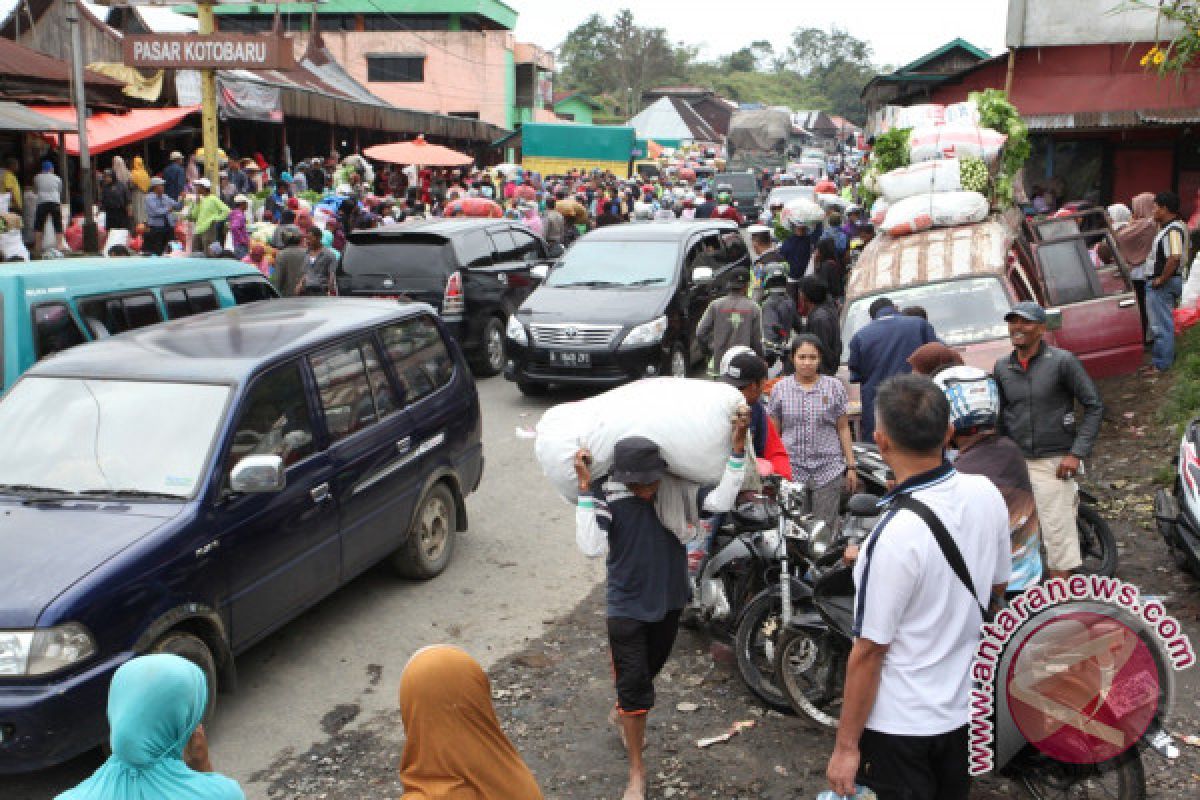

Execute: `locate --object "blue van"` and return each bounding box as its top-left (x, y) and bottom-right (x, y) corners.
top-left (0, 257), bottom-right (277, 390)
top-left (0, 298), bottom-right (483, 772)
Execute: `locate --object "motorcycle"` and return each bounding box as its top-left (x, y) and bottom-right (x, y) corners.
top-left (684, 477), bottom-right (794, 642)
top-left (777, 493), bottom-right (1178, 799)
top-left (731, 478), bottom-right (834, 712)
top-left (1154, 417), bottom-right (1200, 576)
top-left (852, 443), bottom-right (1119, 577)
top-left (773, 492), bottom-right (878, 727)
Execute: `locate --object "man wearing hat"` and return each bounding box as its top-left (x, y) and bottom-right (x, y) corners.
top-left (721, 349), bottom-right (792, 480)
top-left (186, 177), bottom-right (229, 255)
top-left (992, 302), bottom-right (1104, 580)
top-left (573, 415), bottom-right (748, 800)
top-left (143, 176), bottom-right (179, 255)
top-left (697, 267), bottom-right (764, 377)
top-left (163, 151), bottom-right (186, 201)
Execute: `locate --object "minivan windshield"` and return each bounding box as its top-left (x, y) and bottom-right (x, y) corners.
top-left (545, 240), bottom-right (680, 288)
top-left (0, 377), bottom-right (230, 498)
top-left (841, 277), bottom-right (1013, 361)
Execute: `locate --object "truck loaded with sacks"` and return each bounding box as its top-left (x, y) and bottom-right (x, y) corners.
top-left (726, 109), bottom-right (797, 173)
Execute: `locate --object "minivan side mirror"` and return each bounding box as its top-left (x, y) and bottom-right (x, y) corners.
top-left (531, 264), bottom-right (550, 282)
top-left (230, 454), bottom-right (285, 493)
top-left (692, 266), bottom-right (714, 284)
top-left (1046, 308), bottom-right (1063, 331)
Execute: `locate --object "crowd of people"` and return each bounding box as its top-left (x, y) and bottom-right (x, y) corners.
top-left (40, 143), bottom-right (1193, 800)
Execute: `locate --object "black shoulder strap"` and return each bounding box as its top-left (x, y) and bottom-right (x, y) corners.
top-left (895, 494), bottom-right (988, 620)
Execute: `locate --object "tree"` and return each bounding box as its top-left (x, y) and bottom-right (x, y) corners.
top-left (557, 10), bottom-right (696, 118)
top-left (780, 26), bottom-right (876, 123)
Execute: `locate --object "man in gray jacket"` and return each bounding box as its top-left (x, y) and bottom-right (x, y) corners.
top-left (696, 268), bottom-right (763, 376)
top-left (993, 302), bottom-right (1103, 580)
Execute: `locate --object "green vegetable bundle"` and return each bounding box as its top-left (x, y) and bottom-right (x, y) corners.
top-left (959, 157), bottom-right (989, 193)
top-left (871, 127), bottom-right (911, 174)
top-left (968, 89), bottom-right (1030, 208)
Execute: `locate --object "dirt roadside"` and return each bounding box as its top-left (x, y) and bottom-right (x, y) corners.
top-left (257, 370), bottom-right (1200, 799)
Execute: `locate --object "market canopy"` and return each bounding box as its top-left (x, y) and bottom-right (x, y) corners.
top-left (30, 105), bottom-right (200, 156)
top-left (0, 101), bottom-right (76, 132)
top-left (364, 136), bottom-right (473, 167)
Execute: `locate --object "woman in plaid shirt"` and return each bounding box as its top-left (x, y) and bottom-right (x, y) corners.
top-left (767, 335), bottom-right (858, 529)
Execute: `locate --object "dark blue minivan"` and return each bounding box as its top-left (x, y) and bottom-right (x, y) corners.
top-left (0, 298), bottom-right (483, 772)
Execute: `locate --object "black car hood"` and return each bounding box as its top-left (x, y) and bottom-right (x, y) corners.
top-left (0, 499), bottom-right (182, 628)
top-left (517, 285), bottom-right (672, 326)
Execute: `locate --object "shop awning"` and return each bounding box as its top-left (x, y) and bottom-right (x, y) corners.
top-left (0, 101), bottom-right (76, 132)
top-left (29, 105), bottom-right (199, 155)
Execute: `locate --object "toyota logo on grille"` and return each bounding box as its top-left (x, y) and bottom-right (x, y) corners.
top-left (565, 327), bottom-right (579, 339)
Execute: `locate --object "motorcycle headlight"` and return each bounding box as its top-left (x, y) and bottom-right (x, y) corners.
top-left (807, 520), bottom-right (834, 559)
top-left (0, 623), bottom-right (96, 676)
top-left (505, 315), bottom-right (528, 346)
top-left (620, 316), bottom-right (668, 350)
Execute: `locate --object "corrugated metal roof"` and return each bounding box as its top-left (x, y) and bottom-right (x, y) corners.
top-left (0, 101), bottom-right (76, 132)
top-left (848, 217), bottom-right (1014, 297)
top-left (0, 37), bottom-right (122, 87)
top-left (1024, 108), bottom-right (1200, 131)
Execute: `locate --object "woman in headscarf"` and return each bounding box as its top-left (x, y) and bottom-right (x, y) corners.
top-left (56, 653), bottom-right (243, 800)
top-left (242, 241), bottom-right (272, 278)
top-left (129, 156), bottom-right (150, 227)
top-left (399, 645), bottom-right (542, 800)
top-left (1114, 193), bottom-right (1158, 340)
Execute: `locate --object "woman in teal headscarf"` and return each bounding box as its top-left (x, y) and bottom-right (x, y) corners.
top-left (56, 654), bottom-right (243, 800)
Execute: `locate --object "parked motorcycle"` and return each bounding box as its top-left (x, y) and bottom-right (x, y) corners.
top-left (777, 492), bottom-right (1177, 799)
top-left (732, 478), bottom-right (839, 712)
top-left (684, 478), bottom-right (793, 642)
top-left (852, 443), bottom-right (1119, 577)
top-left (1154, 417), bottom-right (1200, 576)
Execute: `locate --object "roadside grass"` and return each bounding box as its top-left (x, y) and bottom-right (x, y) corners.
top-left (1160, 324), bottom-right (1200, 433)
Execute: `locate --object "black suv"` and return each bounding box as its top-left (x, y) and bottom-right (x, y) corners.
top-left (503, 220), bottom-right (750, 394)
top-left (714, 171), bottom-right (763, 223)
top-left (339, 220), bottom-right (548, 376)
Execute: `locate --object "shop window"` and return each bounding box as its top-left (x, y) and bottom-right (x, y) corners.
top-left (367, 55), bottom-right (426, 83)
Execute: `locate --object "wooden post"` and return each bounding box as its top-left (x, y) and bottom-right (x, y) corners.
top-left (198, 1), bottom-right (220, 185)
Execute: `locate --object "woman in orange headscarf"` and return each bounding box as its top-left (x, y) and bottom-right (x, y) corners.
top-left (398, 645), bottom-right (542, 800)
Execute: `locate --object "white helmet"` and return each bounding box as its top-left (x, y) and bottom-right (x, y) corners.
top-left (632, 201), bottom-right (655, 221)
top-left (933, 366), bottom-right (1000, 433)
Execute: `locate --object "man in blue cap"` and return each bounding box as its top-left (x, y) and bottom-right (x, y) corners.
top-left (992, 301), bottom-right (1103, 580)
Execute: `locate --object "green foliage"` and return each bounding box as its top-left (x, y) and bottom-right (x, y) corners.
top-left (871, 128), bottom-right (911, 174)
top-left (298, 190), bottom-right (323, 205)
top-left (970, 89), bottom-right (1031, 177)
top-left (556, 14), bottom-right (875, 124)
top-left (1160, 325), bottom-right (1200, 432)
top-left (557, 10), bottom-right (696, 118)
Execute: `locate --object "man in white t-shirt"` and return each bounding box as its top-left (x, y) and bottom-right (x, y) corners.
top-left (826, 374), bottom-right (1011, 800)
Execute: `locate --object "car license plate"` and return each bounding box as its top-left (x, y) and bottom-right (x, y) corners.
top-left (549, 351), bottom-right (590, 368)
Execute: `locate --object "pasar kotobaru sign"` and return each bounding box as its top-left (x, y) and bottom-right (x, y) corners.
top-left (124, 34), bottom-right (295, 70)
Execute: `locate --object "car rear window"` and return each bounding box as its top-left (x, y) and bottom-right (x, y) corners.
top-left (717, 173), bottom-right (758, 193)
top-left (342, 235), bottom-right (454, 280)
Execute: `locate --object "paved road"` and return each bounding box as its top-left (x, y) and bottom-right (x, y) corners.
top-left (10, 374), bottom-right (601, 800)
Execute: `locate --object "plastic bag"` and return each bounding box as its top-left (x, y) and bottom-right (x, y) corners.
top-left (908, 124), bottom-right (1006, 165)
top-left (534, 377), bottom-right (745, 503)
top-left (0, 229), bottom-right (28, 261)
top-left (881, 191), bottom-right (990, 237)
top-left (1174, 305), bottom-right (1200, 335)
top-left (878, 159), bottom-right (965, 204)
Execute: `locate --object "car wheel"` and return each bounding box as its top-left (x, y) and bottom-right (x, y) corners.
top-left (667, 344), bottom-right (689, 378)
top-left (469, 317), bottom-right (506, 377)
top-left (517, 380), bottom-right (547, 396)
top-left (152, 631), bottom-right (218, 725)
top-left (393, 483), bottom-right (457, 580)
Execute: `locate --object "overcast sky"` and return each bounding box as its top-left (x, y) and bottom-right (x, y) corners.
top-left (510, 0), bottom-right (1010, 69)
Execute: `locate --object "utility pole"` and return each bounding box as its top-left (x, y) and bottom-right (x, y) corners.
top-left (66, 0), bottom-right (98, 252)
top-left (197, 0), bottom-right (220, 185)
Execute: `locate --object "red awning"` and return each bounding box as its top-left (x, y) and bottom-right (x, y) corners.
top-left (30, 106), bottom-right (200, 156)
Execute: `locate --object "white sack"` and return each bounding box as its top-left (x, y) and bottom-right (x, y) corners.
top-left (1184, 255), bottom-right (1200, 308)
top-left (891, 104), bottom-right (945, 130)
top-left (908, 124), bottom-right (1006, 165)
top-left (535, 377), bottom-right (744, 503)
top-left (869, 197), bottom-right (889, 227)
top-left (881, 191), bottom-right (990, 238)
top-left (878, 159), bottom-right (964, 204)
top-left (0, 229), bottom-right (28, 261)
